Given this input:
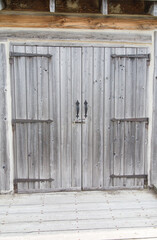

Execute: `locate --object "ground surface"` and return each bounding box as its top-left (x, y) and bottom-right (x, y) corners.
top-left (0, 189), bottom-right (157, 240)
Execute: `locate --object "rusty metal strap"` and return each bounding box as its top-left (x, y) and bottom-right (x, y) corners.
top-left (14, 178), bottom-right (54, 183)
top-left (111, 54), bottom-right (150, 59)
top-left (110, 174), bottom-right (147, 179)
top-left (10, 52), bottom-right (52, 58)
top-left (12, 119), bottom-right (53, 124)
top-left (111, 118), bottom-right (149, 123)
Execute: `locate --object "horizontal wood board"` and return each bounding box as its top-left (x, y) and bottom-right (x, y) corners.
top-left (0, 12), bottom-right (157, 30)
top-left (0, 29), bottom-right (152, 44)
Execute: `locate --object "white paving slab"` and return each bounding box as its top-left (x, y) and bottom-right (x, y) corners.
top-left (0, 189), bottom-right (157, 240)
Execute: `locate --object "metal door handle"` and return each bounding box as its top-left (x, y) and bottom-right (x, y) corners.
top-left (84, 100), bottom-right (88, 118)
top-left (76, 100), bottom-right (80, 118)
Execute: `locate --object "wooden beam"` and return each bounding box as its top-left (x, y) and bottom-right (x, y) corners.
top-left (50, 0), bottom-right (55, 13)
top-left (0, 29), bottom-right (152, 44)
top-left (150, 2), bottom-right (157, 16)
top-left (101, 0), bottom-right (108, 15)
top-left (0, 0), bottom-right (5, 10)
top-left (0, 13), bottom-right (157, 30)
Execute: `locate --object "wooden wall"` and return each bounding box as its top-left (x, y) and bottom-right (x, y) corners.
top-left (56, 0), bottom-right (100, 13)
top-left (2, 0), bottom-right (152, 14)
top-left (108, 0), bottom-right (151, 15)
top-left (151, 32), bottom-right (157, 189)
top-left (5, 0), bottom-right (49, 11)
top-left (0, 44), bottom-right (10, 193)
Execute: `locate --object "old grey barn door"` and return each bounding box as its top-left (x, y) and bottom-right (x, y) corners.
top-left (11, 45), bottom-right (149, 192)
top-left (81, 47), bottom-right (149, 190)
top-left (11, 46), bottom-right (81, 192)
top-left (110, 48), bottom-right (149, 188)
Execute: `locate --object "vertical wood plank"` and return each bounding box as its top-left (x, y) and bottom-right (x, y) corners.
top-left (104, 47), bottom-right (112, 188)
top-left (113, 48), bottom-right (125, 187)
top-left (0, 0), bottom-right (5, 10)
top-left (150, 2), bottom-right (157, 16)
top-left (124, 48), bottom-right (136, 187)
top-left (82, 47), bottom-right (93, 189)
top-left (36, 46), bottom-right (50, 190)
top-left (152, 32), bottom-right (157, 188)
top-left (101, 0), bottom-right (108, 15)
top-left (71, 47), bottom-right (81, 189)
top-left (112, 49), bottom-right (120, 187)
top-left (110, 48), bottom-right (116, 188)
top-left (92, 47), bottom-right (104, 189)
top-left (0, 44), bottom-right (10, 192)
top-left (49, 0), bottom-right (55, 12)
top-left (36, 48), bottom-right (43, 190)
top-left (11, 45), bottom-right (17, 191)
top-left (60, 47), bottom-right (72, 189)
top-left (13, 45), bottom-right (28, 191)
top-left (13, 46), bottom-right (27, 119)
top-left (12, 46), bottom-right (17, 190)
top-left (49, 46), bottom-right (61, 189)
top-left (135, 48), bottom-right (147, 187)
top-left (25, 46), bottom-right (38, 190)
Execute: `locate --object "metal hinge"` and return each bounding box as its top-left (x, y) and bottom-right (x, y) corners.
top-left (14, 178), bottom-right (54, 183)
top-left (14, 178), bottom-right (54, 193)
top-left (110, 175), bottom-right (148, 186)
top-left (110, 174), bottom-right (147, 179)
top-left (111, 54), bottom-right (150, 60)
top-left (111, 118), bottom-right (149, 123)
top-left (10, 52), bottom-right (52, 58)
top-left (9, 57), bottom-right (13, 64)
top-left (12, 119), bottom-right (53, 124)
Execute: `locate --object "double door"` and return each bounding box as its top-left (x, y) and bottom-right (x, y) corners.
top-left (11, 45), bottom-right (149, 193)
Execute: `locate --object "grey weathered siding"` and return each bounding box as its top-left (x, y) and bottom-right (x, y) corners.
top-left (0, 44), bottom-right (10, 192)
top-left (151, 32), bottom-right (157, 188)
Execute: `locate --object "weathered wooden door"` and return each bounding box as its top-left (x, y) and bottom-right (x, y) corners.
top-left (110, 48), bottom-right (149, 188)
top-left (81, 47), bottom-right (149, 189)
top-left (11, 46), bottom-right (81, 192)
top-left (11, 45), bottom-right (149, 192)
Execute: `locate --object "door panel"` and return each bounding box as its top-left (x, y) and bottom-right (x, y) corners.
top-left (60, 47), bottom-right (81, 189)
top-left (71, 47), bottom-right (82, 188)
top-left (111, 48), bottom-right (149, 188)
top-left (60, 47), bottom-right (72, 189)
top-left (112, 48), bottom-right (126, 187)
top-left (103, 48), bottom-right (112, 188)
top-left (49, 46), bottom-right (60, 189)
top-left (92, 47), bottom-right (104, 188)
top-left (12, 46), bottom-right (54, 192)
top-left (11, 46), bottom-right (82, 192)
top-left (82, 47), bottom-right (93, 189)
top-left (82, 47), bottom-right (105, 190)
